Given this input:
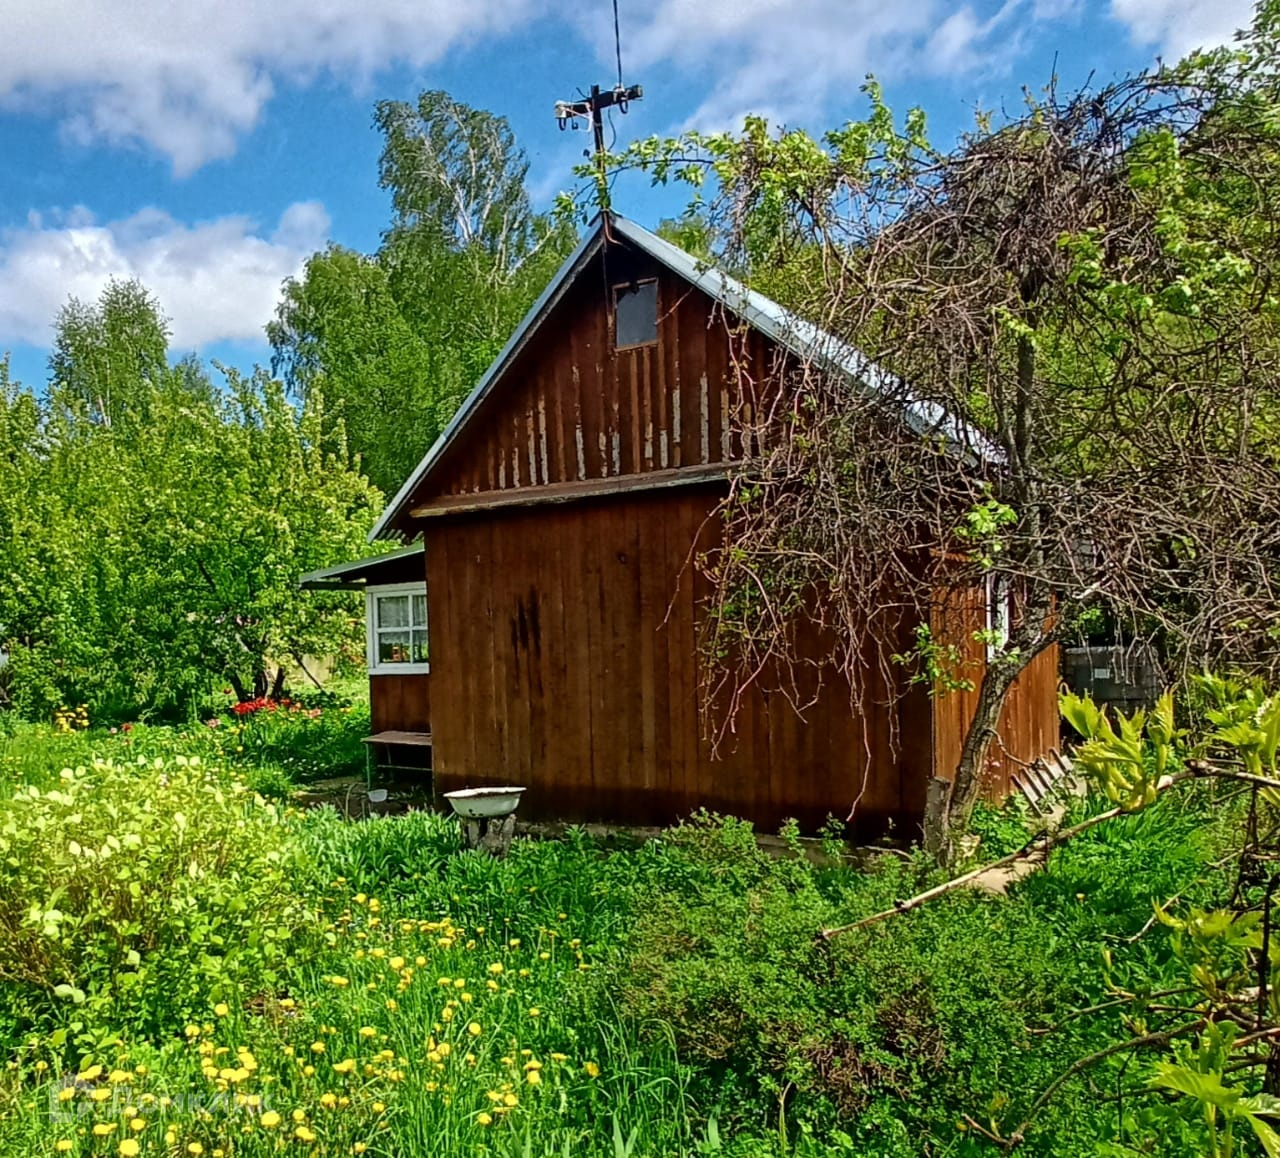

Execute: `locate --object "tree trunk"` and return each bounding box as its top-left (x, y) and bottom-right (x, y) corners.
top-left (269, 664), bottom-right (287, 701)
top-left (924, 662), bottom-right (1019, 864)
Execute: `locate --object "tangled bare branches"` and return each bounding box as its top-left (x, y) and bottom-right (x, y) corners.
top-left (667, 55), bottom-right (1280, 854)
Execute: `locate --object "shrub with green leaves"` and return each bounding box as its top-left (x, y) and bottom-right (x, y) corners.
top-left (0, 755), bottom-right (316, 1050)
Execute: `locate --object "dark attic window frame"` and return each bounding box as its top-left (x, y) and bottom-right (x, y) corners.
top-left (612, 279), bottom-right (659, 351)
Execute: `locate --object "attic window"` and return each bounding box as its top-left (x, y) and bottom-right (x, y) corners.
top-left (613, 280), bottom-right (658, 349)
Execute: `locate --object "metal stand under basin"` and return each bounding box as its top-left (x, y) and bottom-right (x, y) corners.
top-left (444, 787), bottom-right (526, 857)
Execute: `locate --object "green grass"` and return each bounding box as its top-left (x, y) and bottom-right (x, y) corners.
top-left (0, 719), bottom-right (1249, 1157)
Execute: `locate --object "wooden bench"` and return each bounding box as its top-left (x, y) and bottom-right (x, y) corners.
top-left (363, 730), bottom-right (433, 783)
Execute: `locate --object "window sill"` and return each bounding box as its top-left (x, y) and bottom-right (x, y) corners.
top-left (369, 663), bottom-right (432, 677)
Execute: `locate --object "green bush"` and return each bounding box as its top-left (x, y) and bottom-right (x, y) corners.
top-left (0, 755), bottom-right (317, 1050)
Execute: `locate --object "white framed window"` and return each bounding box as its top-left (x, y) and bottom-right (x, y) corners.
top-left (366, 583), bottom-right (430, 674)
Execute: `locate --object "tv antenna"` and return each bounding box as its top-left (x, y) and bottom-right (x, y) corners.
top-left (553, 0), bottom-right (642, 179)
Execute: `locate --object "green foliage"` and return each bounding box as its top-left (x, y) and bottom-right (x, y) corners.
top-left (0, 714), bottom-right (1252, 1157)
top-left (1061, 690), bottom-right (1179, 809)
top-left (269, 90), bottom-right (576, 494)
top-left (0, 286), bottom-right (382, 720)
top-left (0, 755), bottom-right (314, 1050)
top-left (891, 622), bottom-right (976, 695)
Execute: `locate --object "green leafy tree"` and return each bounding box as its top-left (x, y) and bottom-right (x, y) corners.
top-left (48, 279), bottom-right (171, 427)
top-left (269, 90), bottom-right (575, 495)
top-left (0, 286), bottom-right (382, 720)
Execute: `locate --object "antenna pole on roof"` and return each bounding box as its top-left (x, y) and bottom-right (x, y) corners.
top-left (554, 82), bottom-right (643, 185)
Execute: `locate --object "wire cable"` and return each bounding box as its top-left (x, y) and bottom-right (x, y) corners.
top-left (613, 0), bottom-right (624, 88)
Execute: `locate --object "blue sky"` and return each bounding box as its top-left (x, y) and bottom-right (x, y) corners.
top-left (0, 0), bottom-right (1254, 388)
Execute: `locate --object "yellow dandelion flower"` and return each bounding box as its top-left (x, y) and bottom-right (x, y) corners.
top-left (359, 1027), bottom-right (377, 1039)
top-left (303, 1065), bottom-right (316, 1077)
top-left (93, 1123), bottom-right (118, 1136)
top-left (415, 956), bottom-right (427, 967)
top-left (188, 1144), bottom-right (204, 1156)
top-left (468, 1022), bottom-right (482, 1037)
top-left (584, 1061), bottom-right (600, 1078)
top-left (509, 938), bottom-right (520, 948)
top-left (477, 1112), bottom-right (493, 1126)
top-left (528, 1008), bottom-right (541, 1018)
top-left (90, 1089), bottom-right (112, 1103)
top-left (385, 999), bottom-right (398, 1012)
top-left (354, 1145), bottom-right (368, 1155)
top-left (56, 1143), bottom-right (73, 1153)
top-left (319, 1093), bottom-right (337, 1108)
top-left (372, 1102), bottom-right (386, 1113)
top-left (214, 1003), bottom-right (229, 1017)
top-left (295, 1126), bottom-right (316, 1143)
top-left (487, 962), bottom-right (503, 975)
top-left (119, 1141), bottom-right (141, 1157)
top-left (333, 1059), bottom-right (356, 1074)
top-left (441, 1007), bottom-right (454, 1023)
top-left (57, 1087), bottom-right (75, 1103)
top-left (486, 980), bottom-right (499, 992)
top-left (164, 1131), bottom-right (177, 1146)
top-left (389, 956), bottom-right (405, 971)
top-left (260, 1112), bottom-right (281, 1129)
top-left (526, 1070), bottom-right (541, 1086)
top-left (329, 976), bottom-right (350, 989)
top-left (310, 1041), bottom-right (326, 1054)
top-left (539, 951), bottom-right (551, 960)
top-left (292, 1110), bottom-right (307, 1124)
top-left (130, 1118), bottom-right (146, 1131)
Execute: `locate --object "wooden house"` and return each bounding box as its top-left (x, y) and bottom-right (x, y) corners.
top-left (302, 214), bottom-right (1059, 835)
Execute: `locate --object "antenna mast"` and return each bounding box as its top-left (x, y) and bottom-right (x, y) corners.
top-left (554, 83), bottom-right (643, 179)
top-left (553, 0), bottom-right (642, 185)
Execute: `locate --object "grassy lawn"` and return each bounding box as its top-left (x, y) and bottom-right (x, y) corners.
top-left (0, 702), bottom-right (1246, 1156)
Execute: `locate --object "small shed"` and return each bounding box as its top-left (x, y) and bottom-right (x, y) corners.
top-left (309, 213), bottom-right (1059, 836)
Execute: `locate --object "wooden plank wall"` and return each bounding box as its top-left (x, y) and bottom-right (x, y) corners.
top-left (424, 489), bottom-right (931, 835)
top-left (426, 246), bottom-right (772, 500)
top-left (370, 673), bottom-right (432, 734)
top-left (929, 588), bottom-right (1061, 800)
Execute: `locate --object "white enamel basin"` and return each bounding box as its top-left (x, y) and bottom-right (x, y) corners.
top-left (444, 786), bottom-right (526, 819)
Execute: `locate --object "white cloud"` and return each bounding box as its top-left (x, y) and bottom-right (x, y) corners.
top-left (0, 0), bottom-right (543, 175)
top-left (0, 202), bottom-right (330, 350)
top-left (1111, 0), bottom-right (1254, 59)
top-left (607, 0), bottom-right (1049, 132)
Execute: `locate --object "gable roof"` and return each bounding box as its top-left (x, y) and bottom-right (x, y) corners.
top-left (370, 212), bottom-right (994, 542)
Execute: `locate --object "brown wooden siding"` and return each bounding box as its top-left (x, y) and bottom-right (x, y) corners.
top-left (424, 489), bottom-right (934, 835)
top-left (425, 246), bottom-right (776, 502)
top-left (929, 588), bottom-right (1061, 799)
top-left (371, 673), bottom-right (431, 734)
